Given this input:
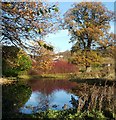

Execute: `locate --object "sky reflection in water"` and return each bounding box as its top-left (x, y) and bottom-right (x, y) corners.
top-left (20, 79), bottom-right (78, 114)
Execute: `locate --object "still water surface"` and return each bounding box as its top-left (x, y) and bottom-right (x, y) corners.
top-left (20, 79), bottom-right (78, 114)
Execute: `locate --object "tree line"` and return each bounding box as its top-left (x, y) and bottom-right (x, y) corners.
top-left (1, 2), bottom-right (116, 76)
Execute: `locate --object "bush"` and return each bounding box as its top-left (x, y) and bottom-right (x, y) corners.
top-left (2, 46), bottom-right (32, 77)
top-left (50, 60), bottom-right (78, 74)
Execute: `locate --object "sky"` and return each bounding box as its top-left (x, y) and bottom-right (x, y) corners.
top-left (44, 2), bottom-right (115, 53)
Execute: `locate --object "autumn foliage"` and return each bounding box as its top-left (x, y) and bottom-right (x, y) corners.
top-left (50, 60), bottom-right (78, 74)
top-left (30, 58), bottom-right (78, 75)
top-left (64, 2), bottom-right (115, 70)
top-left (30, 50), bottom-right (54, 74)
top-left (70, 50), bottom-right (103, 69)
top-left (64, 2), bottom-right (114, 50)
top-left (1, 2), bottom-right (59, 49)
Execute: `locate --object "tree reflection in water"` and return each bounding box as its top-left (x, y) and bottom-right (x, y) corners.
top-left (20, 79), bottom-right (78, 114)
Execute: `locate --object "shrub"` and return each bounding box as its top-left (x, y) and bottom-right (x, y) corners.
top-left (50, 60), bottom-right (78, 74)
top-left (2, 46), bottom-right (32, 77)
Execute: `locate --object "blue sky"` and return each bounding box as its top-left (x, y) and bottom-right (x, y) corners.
top-left (44, 2), bottom-right (114, 53)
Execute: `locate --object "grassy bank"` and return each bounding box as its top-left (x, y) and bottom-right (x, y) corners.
top-left (18, 73), bottom-right (71, 80)
top-left (0, 73), bottom-right (69, 85)
top-left (1, 71), bottom-right (116, 86)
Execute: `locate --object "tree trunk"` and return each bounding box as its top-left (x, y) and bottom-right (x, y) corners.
top-left (86, 66), bottom-right (92, 73)
top-left (114, 53), bottom-right (116, 80)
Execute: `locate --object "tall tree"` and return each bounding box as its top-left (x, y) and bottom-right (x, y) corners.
top-left (64, 2), bottom-right (114, 70)
top-left (64, 2), bottom-right (114, 50)
top-left (1, 2), bottom-right (59, 50)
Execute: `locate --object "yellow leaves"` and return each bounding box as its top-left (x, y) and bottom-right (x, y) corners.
top-left (38, 40), bottom-right (44, 46)
top-left (64, 1), bottom-right (113, 51)
top-left (36, 28), bottom-right (43, 34)
top-left (6, 3), bottom-right (12, 7)
top-left (71, 50), bottom-right (103, 67)
top-left (39, 28), bottom-right (43, 33)
top-left (84, 16), bottom-right (88, 20)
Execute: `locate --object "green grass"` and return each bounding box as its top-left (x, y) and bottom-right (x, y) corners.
top-left (41, 73), bottom-right (70, 79)
top-left (18, 73), bottom-right (71, 80)
top-left (18, 74), bottom-right (32, 79)
top-left (3, 108), bottom-right (115, 119)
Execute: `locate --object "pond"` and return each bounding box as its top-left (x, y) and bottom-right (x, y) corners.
top-left (2, 78), bottom-right (116, 119)
top-left (19, 79), bottom-right (78, 114)
top-left (2, 78), bottom-right (79, 117)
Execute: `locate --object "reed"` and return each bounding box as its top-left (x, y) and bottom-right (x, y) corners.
top-left (71, 82), bottom-right (116, 118)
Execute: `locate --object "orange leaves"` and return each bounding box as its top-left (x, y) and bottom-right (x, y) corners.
top-left (104, 39), bottom-right (109, 44)
top-left (87, 27), bottom-right (94, 33)
top-left (32, 44), bottom-right (54, 74)
top-left (64, 2), bottom-right (114, 50)
top-left (2, 2), bottom-right (60, 49)
top-left (99, 40), bottom-right (104, 45)
top-left (76, 30), bottom-right (81, 36)
top-left (76, 28), bottom-right (85, 36)
top-left (99, 39), bottom-right (110, 48)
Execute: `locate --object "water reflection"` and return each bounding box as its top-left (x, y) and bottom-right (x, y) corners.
top-left (2, 81), bottom-right (31, 118)
top-left (20, 79), bottom-right (78, 114)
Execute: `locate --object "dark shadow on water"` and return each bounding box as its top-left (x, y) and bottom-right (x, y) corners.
top-left (70, 78), bottom-right (116, 86)
top-left (2, 81), bottom-right (32, 119)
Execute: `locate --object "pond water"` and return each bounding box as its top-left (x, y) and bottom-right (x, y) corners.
top-left (2, 78), bottom-right (116, 119)
top-left (19, 79), bottom-right (78, 114)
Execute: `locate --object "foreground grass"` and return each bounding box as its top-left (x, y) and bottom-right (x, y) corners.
top-left (2, 109), bottom-right (115, 120)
